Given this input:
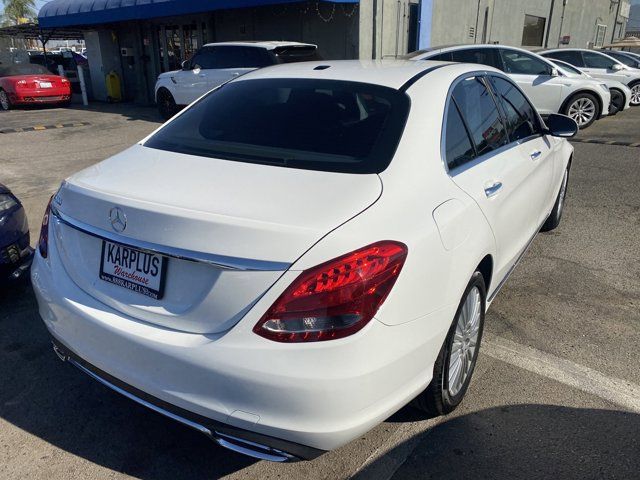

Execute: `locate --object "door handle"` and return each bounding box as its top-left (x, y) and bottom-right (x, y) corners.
top-left (484, 182), bottom-right (503, 198)
top-left (530, 150), bottom-right (542, 160)
top-left (199, 73), bottom-right (206, 77)
top-left (232, 72), bottom-right (240, 77)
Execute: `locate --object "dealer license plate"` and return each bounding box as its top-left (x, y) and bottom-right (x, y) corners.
top-left (99, 240), bottom-right (167, 300)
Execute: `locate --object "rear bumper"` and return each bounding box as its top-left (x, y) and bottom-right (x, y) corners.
top-left (10, 92), bottom-right (71, 104)
top-left (0, 233), bottom-right (33, 284)
top-left (31, 246), bottom-right (447, 456)
top-left (50, 337), bottom-right (322, 461)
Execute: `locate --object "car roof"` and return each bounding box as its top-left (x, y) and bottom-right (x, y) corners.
top-left (233, 59), bottom-right (502, 90)
top-left (202, 41), bottom-right (317, 50)
top-left (422, 44), bottom-right (540, 55)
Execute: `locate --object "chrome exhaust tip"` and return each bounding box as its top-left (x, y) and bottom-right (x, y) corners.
top-left (52, 342), bottom-right (69, 362)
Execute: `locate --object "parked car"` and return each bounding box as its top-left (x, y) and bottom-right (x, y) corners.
top-left (0, 184), bottom-right (32, 285)
top-left (32, 60), bottom-right (576, 462)
top-left (407, 44), bottom-right (611, 128)
top-left (540, 49), bottom-right (640, 106)
top-left (155, 41), bottom-right (321, 119)
top-left (601, 49), bottom-right (640, 69)
top-left (0, 63), bottom-right (71, 110)
top-left (548, 58), bottom-right (631, 114)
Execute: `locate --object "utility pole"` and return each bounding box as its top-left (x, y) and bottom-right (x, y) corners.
top-left (544, 0), bottom-right (556, 48)
top-left (611, 0), bottom-right (622, 43)
top-left (557, 0), bottom-right (568, 48)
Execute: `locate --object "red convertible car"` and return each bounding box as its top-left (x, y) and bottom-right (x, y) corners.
top-left (0, 63), bottom-right (71, 110)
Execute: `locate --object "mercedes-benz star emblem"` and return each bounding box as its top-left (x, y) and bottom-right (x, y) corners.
top-left (109, 207), bottom-right (127, 233)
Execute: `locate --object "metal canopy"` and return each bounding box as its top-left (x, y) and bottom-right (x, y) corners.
top-left (39, 0), bottom-right (358, 28)
top-left (0, 23), bottom-right (84, 41)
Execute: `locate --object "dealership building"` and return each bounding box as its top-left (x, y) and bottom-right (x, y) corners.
top-left (36, 0), bottom-right (631, 105)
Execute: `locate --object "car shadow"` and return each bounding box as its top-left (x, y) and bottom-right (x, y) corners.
top-left (0, 284), bottom-right (255, 479)
top-left (355, 403), bottom-right (640, 479)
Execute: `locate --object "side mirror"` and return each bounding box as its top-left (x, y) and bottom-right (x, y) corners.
top-left (612, 63), bottom-right (624, 71)
top-left (181, 60), bottom-right (191, 71)
top-left (544, 113), bottom-right (578, 138)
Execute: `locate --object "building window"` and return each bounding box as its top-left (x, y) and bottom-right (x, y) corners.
top-left (594, 24), bottom-right (607, 47)
top-left (521, 14), bottom-right (546, 46)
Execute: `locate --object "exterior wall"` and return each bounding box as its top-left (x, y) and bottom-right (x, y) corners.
top-left (85, 30), bottom-right (124, 102)
top-left (214, 4), bottom-right (359, 60)
top-left (359, 0), bottom-right (419, 59)
top-left (425, 0), bottom-right (628, 50)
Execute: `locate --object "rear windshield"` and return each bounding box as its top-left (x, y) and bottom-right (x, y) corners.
top-left (0, 63), bottom-right (51, 76)
top-left (145, 78), bottom-right (410, 174)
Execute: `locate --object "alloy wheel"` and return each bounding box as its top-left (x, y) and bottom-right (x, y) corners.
top-left (0, 91), bottom-right (9, 111)
top-left (631, 84), bottom-right (640, 106)
top-left (567, 97), bottom-right (596, 127)
top-left (448, 286), bottom-right (482, 397)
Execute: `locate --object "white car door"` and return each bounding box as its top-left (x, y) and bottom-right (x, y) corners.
top-left (499, 49), bottom-right (564, 115)
top-left (167, 47), bottom-right (220, 105)
top-left (580, 51), bottom-right (628, 84)
top-left (444, 75), bottom-right (553, 284)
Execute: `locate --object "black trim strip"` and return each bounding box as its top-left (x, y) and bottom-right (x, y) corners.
top-left (399, 63), bottom-right (452, 92)
top-left (50, 336), bottom-right (326, 461)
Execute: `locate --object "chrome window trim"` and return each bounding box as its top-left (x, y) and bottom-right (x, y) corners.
top-left (440, 70), bottom-right (546, 177)
top-left (51, 205), bottom-right (291, 272)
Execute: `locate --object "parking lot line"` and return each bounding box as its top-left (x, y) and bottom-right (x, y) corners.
top-left (350, 335), bottom-right (640, 480)
top-left (482, 335), bottom-right (640, 414)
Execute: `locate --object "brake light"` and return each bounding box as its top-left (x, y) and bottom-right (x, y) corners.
top-left (38, 197), bottom-right (53, 258)
top-left (253, 241), bottom-right (408, 343)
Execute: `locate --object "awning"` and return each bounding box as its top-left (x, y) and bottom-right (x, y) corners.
top-left (39, 0), bottom-right (358, 28)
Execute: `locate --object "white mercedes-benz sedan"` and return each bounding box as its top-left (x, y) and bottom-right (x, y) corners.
top-left (32, 60), bottom-right (577, 462)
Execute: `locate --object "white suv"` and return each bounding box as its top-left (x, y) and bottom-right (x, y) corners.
top-left (541, 49), bottom-right (640, 107)
top-left (408, 44), bottom-right (611, 129)
top-left (155, 41), bottom-right (319, 119)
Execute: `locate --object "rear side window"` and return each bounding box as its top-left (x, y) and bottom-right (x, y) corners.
top-left (500, 49), bottom-right (551, 75)
top-left (489, 76), bottom-right (541, 141)
top-left (444, 100), bottom-right (476, 170)
top-left (192, 46), bottom-right (272, 69)
top-left (449, 48), bottom-right (502, 69)
top-left (544, 50), bottom-right (585, 67)
top-left (430, 52), bottom-right (453, 61)
top-left (451, 76), bottom-right (508, 158)
top-left (582, 51), bottom-right (615, 69)
top-left (145, 78), bottom-right (410, 174)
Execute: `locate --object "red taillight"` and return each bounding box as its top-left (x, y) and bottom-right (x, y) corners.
top-left (253, 241), bottom-right (408, 343)
top-left (38, 196), bottom-right (53, 258)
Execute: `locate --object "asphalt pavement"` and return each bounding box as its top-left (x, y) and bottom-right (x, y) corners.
top-left (0, 103), bottom-right (638, 480)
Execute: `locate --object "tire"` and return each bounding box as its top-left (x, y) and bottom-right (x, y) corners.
top-left (609, 88), bottom-right (625, 115)
top-left (157, 88), bottom-right (179, 120)
top-left (629, 81), bottom-right (640, 107)
top-left (541, 166), bottom-right (570, 232)
top-left (563, 92), bottom-right (599, 130)
top-left (0, 90), bottom-right (11, 111)
top-left (413, 272), bottom-right (486, 417)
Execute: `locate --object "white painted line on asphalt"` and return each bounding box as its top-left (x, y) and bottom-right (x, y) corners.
top-left (482, 336), bottom-right (640, 414)
top-left (350, 336), bottom-right (640, 480)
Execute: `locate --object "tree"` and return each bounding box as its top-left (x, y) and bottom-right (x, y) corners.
top-left (1, 0), bottom-right (37, 26)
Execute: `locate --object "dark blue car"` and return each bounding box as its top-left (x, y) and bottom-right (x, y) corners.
top-left (0, 184), bottom-right (33, 285)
